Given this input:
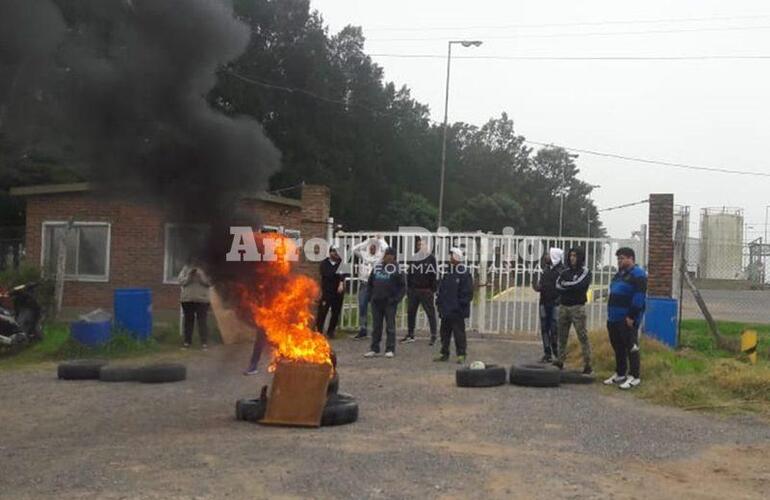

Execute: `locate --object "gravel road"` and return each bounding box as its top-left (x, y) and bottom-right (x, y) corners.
top-left (1, 336), bottom-right (769, 499)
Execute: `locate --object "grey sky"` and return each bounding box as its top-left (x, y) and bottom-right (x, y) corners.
top-left (311, 0), bottom-right (769, 240)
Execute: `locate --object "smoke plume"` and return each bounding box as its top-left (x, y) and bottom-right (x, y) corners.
top-left (0, 0), bottom-right (279, 220)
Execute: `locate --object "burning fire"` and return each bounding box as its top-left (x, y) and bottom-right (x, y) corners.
top-left (240, 233), bottom-right (332, 371)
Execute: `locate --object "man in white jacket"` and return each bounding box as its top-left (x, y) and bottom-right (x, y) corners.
top-left (351, 236), bottom-right (388, 340)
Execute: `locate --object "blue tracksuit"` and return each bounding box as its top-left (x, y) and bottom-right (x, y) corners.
top-left (608, 265), bottom-right (648, 324)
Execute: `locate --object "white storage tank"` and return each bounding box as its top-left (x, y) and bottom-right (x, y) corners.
top-left (699, 207), bottom-right (744, 280)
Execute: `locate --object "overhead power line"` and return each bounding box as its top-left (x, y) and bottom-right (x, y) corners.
top-left (368, 53), bottom-right (770, 61)
top-left (364, 13), bottom-right (770, 32)
top-left (224, 71), bottom-right (770, 180)
top-left (598, 200), bottom-right (650, 212)
top-left (525, 141), bottom-right (770, 178)
top-left (367, 24), bottom-right (770, 42)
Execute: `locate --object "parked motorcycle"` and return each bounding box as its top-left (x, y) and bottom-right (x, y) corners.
top-left (0, 282), bottom-right (44, 347)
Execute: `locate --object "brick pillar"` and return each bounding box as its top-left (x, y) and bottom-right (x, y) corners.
top-left (299, 184), bottom-right (331, 278)
top-left (647, 193), bottom-right (674, 297)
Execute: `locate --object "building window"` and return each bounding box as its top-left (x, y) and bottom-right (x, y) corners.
top-left (164, 224), bottom-right (210, 284)
top-left (42, 222), bottom-right (110, 282)
top-left (284, 229), bottom-right (301, 245)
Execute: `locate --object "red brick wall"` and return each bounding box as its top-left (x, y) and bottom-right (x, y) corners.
top-left (647, 193), bottom-right (674, 297)
top-left (299, 184), bottom-right (331, 279)
top-left (22, 188), bottom-right (329, 312)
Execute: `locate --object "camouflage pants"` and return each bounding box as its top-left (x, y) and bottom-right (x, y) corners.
top-left (557, 305), bottom-right (592, 366)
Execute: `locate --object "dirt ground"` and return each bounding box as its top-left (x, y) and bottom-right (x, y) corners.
top-left (2, 336), bottom-right (769, 499)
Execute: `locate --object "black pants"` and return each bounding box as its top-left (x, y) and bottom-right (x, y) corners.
top-left (316, 294), bottom-right (343, 338)
top-left (608, 321), bottom-right (641, 379)
top-left (406, 289), bottom-right (437, 338)
top-left (370, 300), bottom-right (397, 353)
top-left (182, 302), bottom-right (209, 345)
top-left (440, 316), bottom-right (467, 357)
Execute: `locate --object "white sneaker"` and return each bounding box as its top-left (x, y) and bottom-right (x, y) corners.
top-left (363, 351), bottom-right (379, 358)
top-left (619, 377), bottom-right (641, 390)
top-left (603, 373), bottom-right (625, 386)
top-left (384, 351), bottom-right (395, 358)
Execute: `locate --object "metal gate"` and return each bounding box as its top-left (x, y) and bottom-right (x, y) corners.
top-left (334, 231), bottom-right (646, 335)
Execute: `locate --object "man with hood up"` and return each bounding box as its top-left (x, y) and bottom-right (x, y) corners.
top-left (532, 248), bottom-right (564, 363)
top-left (554, 247), bottom-right (593, 374)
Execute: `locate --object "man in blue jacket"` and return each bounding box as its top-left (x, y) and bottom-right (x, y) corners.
top-left (604, 247), bottom-right (647, 390)
top-left (364, 247), bottom-right (406, 358)
top-left (434, 247), bottom-right (474, 364)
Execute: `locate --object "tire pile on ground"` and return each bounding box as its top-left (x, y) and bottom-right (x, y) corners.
top-left (57, 359), bottom-right (187, 384)
top-left (455, 362), bottom-right (595, 388)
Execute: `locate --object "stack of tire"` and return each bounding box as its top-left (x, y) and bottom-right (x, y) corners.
top-left (235, 371), bottom-right (359, 427)
top-left (57, 359), bottom-right (187, 383)
top-left (456, 362), bottom-right (594, 388)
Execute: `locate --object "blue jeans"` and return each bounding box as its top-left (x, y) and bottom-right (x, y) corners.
top-left (539, 304), bottom-right (559, 358)
top-left (358, 284), bottom-right (370, 333)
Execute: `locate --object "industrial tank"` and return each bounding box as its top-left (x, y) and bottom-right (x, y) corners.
top-left (699, 207), bottom-right (744, 280)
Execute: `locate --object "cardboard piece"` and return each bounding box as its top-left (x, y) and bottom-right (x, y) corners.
top-left (260, 361), bottom-right (332, 427)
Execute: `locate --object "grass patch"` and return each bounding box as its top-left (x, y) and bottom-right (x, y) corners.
top-left (679, 319), bottom-right (770, 358)
top-left (0, 320), bottom-right (190, 370)
top-left (565, 328), bottom-right (770, 416)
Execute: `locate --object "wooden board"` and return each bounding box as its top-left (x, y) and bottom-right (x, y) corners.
top-left (261, 361), bottom-right (331, 427)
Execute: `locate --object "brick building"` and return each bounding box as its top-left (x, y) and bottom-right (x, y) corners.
top-left (10, 183), bottom-right (330, 316)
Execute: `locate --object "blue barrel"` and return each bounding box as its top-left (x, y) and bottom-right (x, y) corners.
top-left (70, 319), bottom-right (112, 347)
top-left (114, 288), bottom-right (153, 340)
top-left (643, 297), bottom-right (678, 348)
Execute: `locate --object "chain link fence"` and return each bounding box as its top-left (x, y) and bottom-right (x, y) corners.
top-left (676, 207), bottom-right (770, 328)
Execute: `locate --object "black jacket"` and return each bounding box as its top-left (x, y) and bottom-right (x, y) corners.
top-left (367, 263), bottom-right (406, 304)
top-left (407, 254), bottom-right (438, 291)
top-left (437, 264), bottom-right (474, 319)
top-left (556, 248), bottom-right (592, 306)
top-left (320, 257), bottom-right (346, 300)
top-left (533, 261), bottom-right (563, 306)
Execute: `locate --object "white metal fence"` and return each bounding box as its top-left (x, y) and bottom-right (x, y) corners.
top-left (334, 231), bottom-right (646, 335)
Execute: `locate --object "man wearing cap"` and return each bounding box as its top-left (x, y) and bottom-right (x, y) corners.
top-left (316, 246), bottom-right (347, 339)
top-left (434, 247), bottom-right (474, 364)
top-left (364, 247), bottom-right (406, 358)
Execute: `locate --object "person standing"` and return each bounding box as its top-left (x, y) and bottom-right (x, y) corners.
top-left (178, 261), bottom-right (211, 350)
top-left (554, 247), bottom-right (593, 374)
top-left (433, 247), bottom-right (474, 364)
top-left (364, 247), bottom-right (405, 358)
top-left (351, 236), bottom-right (388, 340)
top-left (316, 246), bottom-right (346, 339)
top-left (533, 248), bottom-right (564, 363)
top-left (402, 238), bottom-right (438, 345)
top-left (604, 247), bottom-right (648, 390)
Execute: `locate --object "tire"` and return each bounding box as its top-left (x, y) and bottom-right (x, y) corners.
top-left (509, 363), bottom-right (561, 388)
top-left (98, 365), bottom-right (139, 382)
top-left (237, 398), bottom-right (267, 422)
top-left (327, 372), bottom-right (339, 395)
top-left (57, 359), bottom-right (108, 380)
top-left (321, 393), bottom-right (358, 426)
top-left (137, 363), bottom-right (186, 383)
top-left (456, 364), bottom-right (507, 387)
top-left (560, 370), bottom-right (595, 385)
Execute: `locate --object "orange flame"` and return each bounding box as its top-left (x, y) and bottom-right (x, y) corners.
top-left (240, 233), bottom-right (332, 371)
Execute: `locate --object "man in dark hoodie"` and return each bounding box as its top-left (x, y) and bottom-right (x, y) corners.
top-left (433, 247), bottom-right (474, 364)
top-left (532, 248), bottom-right (564, 363)
top-left (316, 246), bottom-right (347, 339)
top-left (554, 247), bottom-right (593, 374)
top-left (402, 238), bottom-right (438, 345)
top-left (364, 247), bottom-right (406, 358)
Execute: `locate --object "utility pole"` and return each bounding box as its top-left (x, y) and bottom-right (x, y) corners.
top-left (437, 40), bottom-right (483, 230)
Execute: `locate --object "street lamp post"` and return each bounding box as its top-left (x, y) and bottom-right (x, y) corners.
top-left (764, 205), bottom-right (770, 245)
top-left (586, 184), bottom-right (601, 237)
top-left (437, 40), bottom-right (483, 230)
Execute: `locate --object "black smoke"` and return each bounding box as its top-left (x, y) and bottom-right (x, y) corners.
top-left (0, 0), bottom-right (279, 221)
